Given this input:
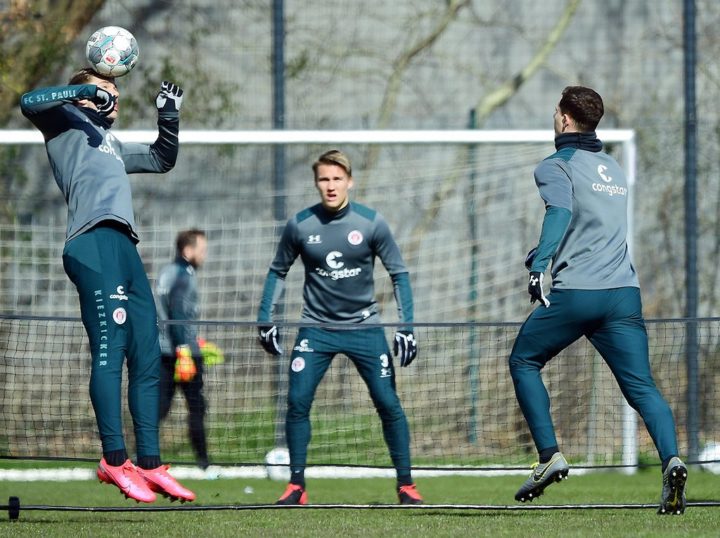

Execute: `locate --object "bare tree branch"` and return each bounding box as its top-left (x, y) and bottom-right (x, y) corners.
top-left (0, 0), bottom-right (106, 125)
top-left (403, 0), bottom-right (582, 261)
top-left (358, 0), bottom-right (471, 195)
top-left (376, 0), bottom-right (472, 130)
top-left (474, 0), bottom-right (582, 122)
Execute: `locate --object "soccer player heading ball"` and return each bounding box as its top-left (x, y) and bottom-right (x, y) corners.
top-left (257, 149), bottom-right (423, 505)
top-left (509, 86), bottom-right (687, 515)
top-left (20, 69), bottom-right (193, 503)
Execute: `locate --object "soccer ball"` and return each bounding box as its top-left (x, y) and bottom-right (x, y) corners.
top-left (700, 442), bottom-right (720, 474)
top-left (86, 26), bottom-right (139, 77)
top-left (264, 447), bottom-right (291, 482)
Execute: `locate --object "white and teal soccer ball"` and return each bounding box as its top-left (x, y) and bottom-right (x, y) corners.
top-left (264, 447), bottom-right (291, 482)
top-left (700, 442), bottom-right (720, 474)
top-left (86, 26), bottom-right (139, 77)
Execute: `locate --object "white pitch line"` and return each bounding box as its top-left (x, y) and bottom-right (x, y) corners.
top-left (0, 465), bottom-right (594, 482)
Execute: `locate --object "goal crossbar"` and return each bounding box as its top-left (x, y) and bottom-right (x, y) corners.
top-left (0, 128), bottom-right (634, 145)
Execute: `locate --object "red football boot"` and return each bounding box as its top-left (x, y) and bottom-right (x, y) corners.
top-left (137, 464), bottom-right (196, 502)
top-left (97, 458), bottom-right (156, 503)
top-left (397, 483), bottom-right (424, 505)
top-left (276, 483), bottom-right (308, 505)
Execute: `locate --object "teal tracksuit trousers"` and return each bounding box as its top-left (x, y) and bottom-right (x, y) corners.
top-left (285, 326), bottom-right (412, 481)
top-left (509, 287), bottom-right (678, 462)
top-left (62, 223), bottom-right (161, 458)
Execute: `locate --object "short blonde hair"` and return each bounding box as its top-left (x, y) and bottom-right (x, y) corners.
top-left (312, 149), bottom-right (352, 177)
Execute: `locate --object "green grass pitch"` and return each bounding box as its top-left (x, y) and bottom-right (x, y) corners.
top-left (1, 467), bottom-right (719, 537)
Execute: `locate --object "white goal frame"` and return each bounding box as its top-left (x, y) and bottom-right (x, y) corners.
top-left (0, 128), bottom-right (639, 473)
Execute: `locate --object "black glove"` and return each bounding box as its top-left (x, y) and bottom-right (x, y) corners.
top-left (93, 87), bottom-right (116, 116)
top-left (155, 81), bottom-right (184, 113)
top-left (528, 271), bottom-right (550, 307)
top-left (393, 330), bottom-right (418, 367)
top-left (524, 247), bottom-right (538, 270)
top-left (258, 325), bottom-right (282, 356)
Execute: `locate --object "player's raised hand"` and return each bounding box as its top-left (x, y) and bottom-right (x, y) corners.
top-left (528, 271), bottom-right (550, 307)
top-left (93, 87), bottom-right (116, 116)
top-left (155, 81), bottom-right (183, 113)
top-left (393, 330), bottom-right (417, 367)
top-left (258, 325), bottom-right (283, 356)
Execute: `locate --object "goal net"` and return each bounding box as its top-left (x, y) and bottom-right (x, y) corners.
top-left (1, 315), bottom-right (718, 473)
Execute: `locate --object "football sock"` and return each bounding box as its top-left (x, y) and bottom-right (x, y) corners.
top-left (104, 449), bottom-right (128, 467)
top-left (137, 455), bottom-right (162, 470)
top-left (290, 470), bottom-right (305, 487)
top-left (397, 475), bottom-right (413, 487)
top-left (539, 446), bottom-right (559, 464)
top-left (661, 455), bottom-right (677, 472)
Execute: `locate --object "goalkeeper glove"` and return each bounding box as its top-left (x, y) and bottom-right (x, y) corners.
top-left (258, 325), bottom-right (283, 356)
top-left (155, 81), bottom-right (184, 113)
top-left (174, 345), bottom-right (197, 382)
top-left (198, 338), bottom-right (224, 366)
top-left (528, 271), bottom-right (550, 307)
top-left (524, 247), bottom-right (538, 270)
top-left (393, 330), bottom-right (418, 367)
top-left (93, 87), bottom-right (116, 116)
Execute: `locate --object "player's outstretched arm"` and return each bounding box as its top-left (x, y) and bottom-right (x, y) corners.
top-left (122, 81), bottom-right (183, 173)
top-left (149, 81), bottom-right (183, 170)
top-left (21, 84), bottom-right (104, 115)
top-left (20, 84), bottom-right (115, 137)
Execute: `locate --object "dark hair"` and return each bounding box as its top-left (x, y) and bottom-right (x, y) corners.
top-left (175, 228), bottom-right (206, 255)
top-left (558, 86), bottom-right (604, 132)
top-left (312, 149), bottom-right (352, 177)
top-left (68, 68), bottom-right (115, 86)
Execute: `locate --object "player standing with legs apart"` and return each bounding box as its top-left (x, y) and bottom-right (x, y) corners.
top-left (156, 229), bottom-right (215, 472)
top-left (20, 70), bottom-right (195, 503)
top-left (257, 150), bottom-right (423, 505)
top-left (508, 86), bottom-right (686, 514)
